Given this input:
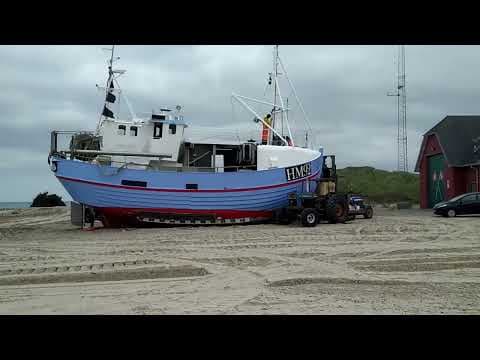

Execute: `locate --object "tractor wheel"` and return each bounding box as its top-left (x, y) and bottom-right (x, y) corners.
top-left (326, 196), bottom-right (337, 223)
top-left (301, 209), bottom-right (318, 227)
top-left (363, 207), bottom-right (373, 219)
top-left (326, 195), bottom-right (348, 224)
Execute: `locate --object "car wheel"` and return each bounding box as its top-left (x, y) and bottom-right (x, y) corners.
top-left (363, 207), bottom-right (373, 219)
top-left (301, 209), bottom-right (318, 227)
top-left (447, 209), bottom-right (456, 218)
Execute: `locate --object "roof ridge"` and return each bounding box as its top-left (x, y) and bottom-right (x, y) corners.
top-left (416, 115), bottom-right (480, 170)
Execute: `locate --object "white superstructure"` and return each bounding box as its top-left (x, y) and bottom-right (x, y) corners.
top-left (81, 45), bottom-right (321, 172)
top-left (97, 110), bottom-right (187, 166)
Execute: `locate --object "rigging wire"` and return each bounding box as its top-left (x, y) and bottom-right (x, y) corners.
top-left (117, 75), bottom-right (121, 117)
top-left (230, 95), bottom-right (235, 124)
top-left (278, 55), bottom-right (316, 149)
top-left (263, 80), bottom-right (270, 98)
top-left (230, 94), bottom-right (242, 142)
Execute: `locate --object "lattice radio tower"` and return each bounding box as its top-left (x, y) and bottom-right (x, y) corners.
top-left (388, 45), bottom-right (408, 172)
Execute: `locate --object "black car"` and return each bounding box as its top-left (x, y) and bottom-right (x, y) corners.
top-left (433, 192), bottom-right (480, 217)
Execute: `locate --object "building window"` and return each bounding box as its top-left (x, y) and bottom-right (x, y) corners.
top-left (169, 124), bottom-right (177, 135)
top-left (130, 126), bottom-right (138, 136)
top-left (153, 123), bottom-right (163, 139)
top-left (117, 125), bottom-right (126, 135)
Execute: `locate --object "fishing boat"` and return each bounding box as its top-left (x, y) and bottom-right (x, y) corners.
top-left (48, 45), bottom-right (324, 226)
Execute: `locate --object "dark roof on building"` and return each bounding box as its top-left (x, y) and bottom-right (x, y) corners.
top-left (415, 115), bottom-right (480, 172)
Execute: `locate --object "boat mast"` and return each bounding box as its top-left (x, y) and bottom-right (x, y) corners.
top-left (230, 45), bottom-right (294, 147)
top-left (95, 46), bottom-right (116, 135)
top-left (94, 46), bottom-right (138, 135)
top-left (272, 46), bottom-right (294, 146)
top-left (271, 45), bottom-right (279, 144)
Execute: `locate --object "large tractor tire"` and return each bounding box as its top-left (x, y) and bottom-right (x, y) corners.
top-left (301, 208), bottom-right (319, 227)
top-left (326, 195), bottom-right (348, 224)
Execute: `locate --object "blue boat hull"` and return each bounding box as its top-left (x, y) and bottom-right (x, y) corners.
top-left (52, 155), bottom-right (323, 224)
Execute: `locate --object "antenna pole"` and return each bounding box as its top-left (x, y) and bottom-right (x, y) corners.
top-left (388, 45), bottom-right (408, 172)
top-left (399, 45), bottom-right (408, 172)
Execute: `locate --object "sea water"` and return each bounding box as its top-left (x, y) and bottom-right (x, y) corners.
top-left (0, 202), bottom-right (32, 209)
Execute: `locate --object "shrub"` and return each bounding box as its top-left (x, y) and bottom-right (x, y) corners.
top-left (31, 192), bottom-right (66, 207)
top-left (337, 167), bottom-right (419, 204)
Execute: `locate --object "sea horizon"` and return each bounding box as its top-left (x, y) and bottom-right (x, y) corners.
top-left (0, 202), bottom-right (32, 209)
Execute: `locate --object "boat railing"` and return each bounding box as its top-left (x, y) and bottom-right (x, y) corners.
top-left (65, 149), bottom-right (172, 159)
top-left (59, 152), bottom-right (257, 172)
top-left (50, 130), bottom-right (258, 172)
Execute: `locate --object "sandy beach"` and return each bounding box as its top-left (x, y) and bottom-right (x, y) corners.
top-left (0, 206), bottom-right (479, 314)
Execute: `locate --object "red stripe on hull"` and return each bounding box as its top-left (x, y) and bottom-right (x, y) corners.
top-left (98, 207), bottom-right (273, 220)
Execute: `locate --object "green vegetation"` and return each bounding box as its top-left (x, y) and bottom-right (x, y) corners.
top-left (31, 192), bottom-right (66, 207)
top-left (337, 167), bottom-right (419, 204)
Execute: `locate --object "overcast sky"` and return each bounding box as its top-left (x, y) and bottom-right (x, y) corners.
top-left (1, 45), bottom-right (480, 202)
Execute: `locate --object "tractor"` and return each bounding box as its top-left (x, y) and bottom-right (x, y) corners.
top-left (276, 155), bottom-right (350, 227)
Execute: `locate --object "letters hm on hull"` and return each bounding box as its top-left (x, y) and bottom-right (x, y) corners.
top-left (48, 45), bottom-right (324, 226)
top-left (285, 163), bottom-right (312, 182)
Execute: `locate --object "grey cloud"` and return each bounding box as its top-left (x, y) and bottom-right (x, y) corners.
top-left (1, 45), bottom-right (479, 201)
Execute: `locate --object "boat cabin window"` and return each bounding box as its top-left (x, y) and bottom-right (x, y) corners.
top-left (152, 114), bottom-right (166, 120)
top-left (130, 126), bottom-right (138, 136)
top-left (169, 124), bottom-right (177, 135)
top-left (153, 123), bottom-right (163, 139)
top-left (117, 125), bottom-right (126, 135)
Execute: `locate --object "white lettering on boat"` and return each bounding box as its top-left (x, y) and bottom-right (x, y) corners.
top-left (285, 162), bottom-right (311, 182)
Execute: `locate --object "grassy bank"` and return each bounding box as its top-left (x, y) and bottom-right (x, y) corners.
top-left (337, 167), bottom-right (419, 204)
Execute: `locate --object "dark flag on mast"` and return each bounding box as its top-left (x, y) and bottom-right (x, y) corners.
top-left (102, 78), bottom-right (115, 118)
top-left (102, 105), bottom-right (114, 118)
top-left (106, 80), bottom-right (116, 103)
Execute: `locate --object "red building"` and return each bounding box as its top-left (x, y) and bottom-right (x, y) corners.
top-left (415, 116), bottom-right (480, 208)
